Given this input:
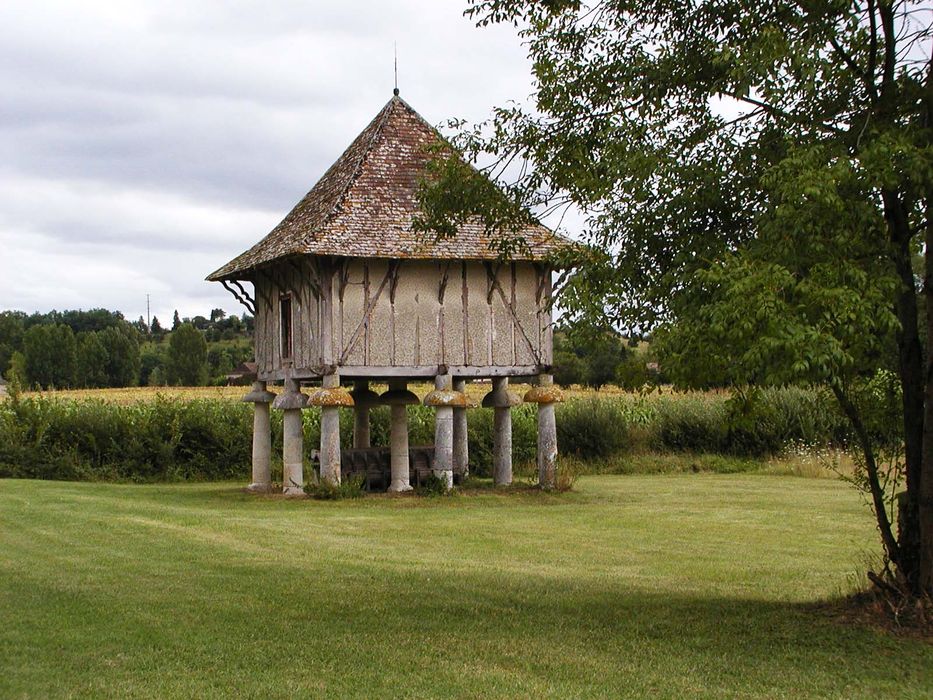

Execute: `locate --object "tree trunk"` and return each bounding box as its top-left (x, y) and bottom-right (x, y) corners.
top-left (915, 51), bottom-right (933, 599)
top-left (882, 190), bottom-right (924, 590)
top-left (919, 208), bottom-right (933, 594)
top-left (832, 384), bottom-right (901, 567)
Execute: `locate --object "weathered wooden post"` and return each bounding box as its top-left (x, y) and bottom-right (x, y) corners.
top-left (524, 374), bottom-right (564, 489)
top-left (273, 378), bottom-right (308, 495)
top-left (483, 377), bottom-right (522, 486)
top-left (242, 380), bottom-right (276, 492)
top-left (307, 373), bottom-right (353, 486)
top-left (350, 380), bottom-right (380, 449)
top-left (381, 381), bottom-right (419, 492)
top-left (424, 373), bottom-right (469, 489)
top-left (453, 378), bottom-right (470, 479)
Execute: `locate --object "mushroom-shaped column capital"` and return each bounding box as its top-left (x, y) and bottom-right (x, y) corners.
top-left (523, 384), bottom-right (565, 404)
top-left (241, 380), bottom-right (276, 404)
top-left (350, 382), bottom-right (381, 408)
top-left (381, 388), bottom-right (420, 406)
top-left (423, 389), bottom-right (471, 408)
top-left (481, 387), bottom-right (522, 408)
top-left (306, 387), bottom-right (354, 407)
top-left (272, 379), bottom-right (308, 410)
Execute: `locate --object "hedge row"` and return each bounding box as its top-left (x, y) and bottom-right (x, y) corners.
top-left (0, 387), bottom-right (850, 482)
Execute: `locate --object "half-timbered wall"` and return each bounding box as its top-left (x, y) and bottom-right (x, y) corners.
top-left (252, 257), bottom-right (323, 377)
top-left (253, 257), bottom-right (553, 380)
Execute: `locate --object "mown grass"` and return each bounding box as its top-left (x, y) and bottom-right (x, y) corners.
top-left (1, 474), bottom-right (930, 698)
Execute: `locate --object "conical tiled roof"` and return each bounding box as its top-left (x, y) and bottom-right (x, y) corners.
top-left (207, 95), bottom-right (568, 281)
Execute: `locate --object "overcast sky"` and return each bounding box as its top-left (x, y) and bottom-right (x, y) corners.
top-left (0, 1), bottom-right (542, 325)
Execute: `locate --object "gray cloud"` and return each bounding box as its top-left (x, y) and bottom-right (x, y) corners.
top-left (0, 0), bottom-right (537, 323)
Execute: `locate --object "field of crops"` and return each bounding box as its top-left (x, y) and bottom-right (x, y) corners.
top-left (20, 382), bottom-right (653, 405)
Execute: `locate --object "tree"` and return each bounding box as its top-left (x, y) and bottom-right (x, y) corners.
top-left (552, 326), bottom-right (630, 387)
top-left (210, 308), bottom-right (226, 323)
top-left (139, 344), bottom-right (165, 386)
top-left (150, 316), bottom-right (164, 339)
top-left (553, 332), bottom-right (587, 386)
top-left (22, 324), bottom-right (76, 389)
top-left (0, 311), bottom-right (25, 378)
top-left (99, 325), bottom-right (140, 387)
top-left (165, 323), bottom-right (208, 386)
top-left (172, 310), bottom-right (181, 331)
top-left (615, 353), bottom-right (650, 391)
top-left (418, 1), bottom-right (933, 595)
top-left (58, 308), bottom-right (122, 334)
top-left (76, 332), bottom-right (109, 388)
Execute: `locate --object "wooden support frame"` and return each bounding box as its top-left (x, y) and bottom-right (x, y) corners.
top-left (339, 260), bottom-right (399, 364)
top-left (221, 279), bottom-right (256, 315)
top-left (257, 364), bottom-right (545, 381)
top-left (485, 261), bottom-right (540, 365)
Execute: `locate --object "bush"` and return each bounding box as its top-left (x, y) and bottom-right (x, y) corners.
top-left (0, 385), bottom-right (850, 484)
top-left (305, 473), bottom-right (365, 500)
top-left (415, 472), bottom-right (453, 496)
top-left (0, 394), bottom-right (263, 481)
top-left (556, 398), bottom-right (630, 459)
top-left (554, 458), bottom-right (580, 491)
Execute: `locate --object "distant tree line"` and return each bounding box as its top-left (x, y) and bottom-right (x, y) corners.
top-left (552, 325), bottom-right (662, 390)
top-left (0, 308), bottom-right (254, 389)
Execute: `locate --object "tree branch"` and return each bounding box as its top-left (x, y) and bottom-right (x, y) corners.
top-left (720, 91), bottom-right (845, 135)
top-left (828, 34), bottom-right (877, 99)
top-left (831, 382), bottom-right (901, 567)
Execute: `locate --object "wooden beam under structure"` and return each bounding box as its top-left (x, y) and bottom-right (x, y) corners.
top-left (257, 364), bottom-right (548, 382)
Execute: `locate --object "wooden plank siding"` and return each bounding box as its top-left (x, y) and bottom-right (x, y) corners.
top-left (254, 257), bottom-right (552, 381)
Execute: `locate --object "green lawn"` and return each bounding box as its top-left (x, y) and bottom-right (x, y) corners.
top-left (0, 474), bottom-right (930, 698)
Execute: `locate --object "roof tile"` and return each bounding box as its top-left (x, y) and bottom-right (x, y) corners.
top-left (207, 96), bottom-right (568, 281)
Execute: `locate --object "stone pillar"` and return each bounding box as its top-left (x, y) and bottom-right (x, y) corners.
top-left (350, 380), bottom-right (380, 449)
top-left (283, 408), bottom-right (304, 495)
top-left (524, 374), bottom-right (564, 489)
top-left (307, 375), bottom-right (353, 487)
top-left (273, 378), bottom-right (308, 496)
top-left (316, 373), bottom-right (346, 486)
top-left (423, 374), bottom-right (468, 490)
top-left (433, 375), bottom-right (454, 489)
top-left (242, 381), bottom-right (276, 493)
top-left (482, 377), bottom-right (521, 486)
top-left (452, 378), bottom-right (469, 479)
top-left (381, 381), bottom-right (418, 492)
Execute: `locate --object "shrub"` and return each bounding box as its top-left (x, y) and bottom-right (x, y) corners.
top-left (416, 472), bottom-right (453, 496)
top-left (651, 393), bottom-right (730, 453)
top-left (0, 385), bottom-right (850, 484)
top-left (553, 458), bottom-right (580, 492)
top-left (556, 398), bottom-right (629, 459)
top-left (0, 394), bottom-right (258, 482)
top-left (305, 473), bottom-right (365, 500)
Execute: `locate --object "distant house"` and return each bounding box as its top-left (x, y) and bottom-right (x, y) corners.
top-left (226, 361), bottom-right (258, 386)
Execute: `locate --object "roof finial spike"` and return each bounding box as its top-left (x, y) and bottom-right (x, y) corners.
top-left (393, 42), bottom-right (399, 96)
